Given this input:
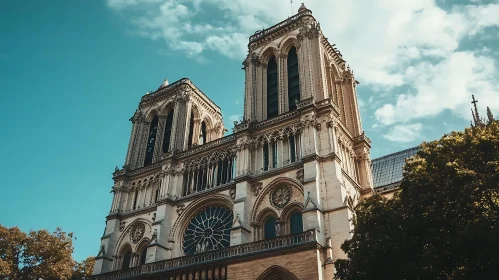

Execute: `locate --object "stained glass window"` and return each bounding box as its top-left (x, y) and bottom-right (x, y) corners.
top-left (162, 109), bottom-right (174, 153)
top-left (267, 56), bottom-right (279, 119)
top-left (288, 47), bottom-right (300, 111)
top-left (183, 205), bottom-right (233, 255)
top-left (144, 115), bottom-right (158, 166)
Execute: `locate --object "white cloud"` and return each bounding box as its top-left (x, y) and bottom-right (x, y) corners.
top-left (375, 51), bottom-right (499, 126)
top-left (107, 0), bottom-right (499, 137)
top-left (383, 123), bottom-right (423, 143)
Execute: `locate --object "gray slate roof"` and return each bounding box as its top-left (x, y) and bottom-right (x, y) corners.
top-left (371, 147), bottom-right (420, 190)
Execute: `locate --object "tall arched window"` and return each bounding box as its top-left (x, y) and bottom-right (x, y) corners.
top-left (139, 247), bottom-right (147, 265)
top-left (187, 112), bottom-right (194, 149)
top-left (267, 56), bottom-right (279, 119)
top-left (264, 216), bottom-right (277, 239)
top-left (162, 109), bottom-right (174, 153)
top-left (122, 251), bottom-right (132, 269)
top-left (287, 47), bottom-right (300, 111)
top-left (200, 121), bottom-right (207, 145)
top-left (144, 115), bottom-right (159, 166)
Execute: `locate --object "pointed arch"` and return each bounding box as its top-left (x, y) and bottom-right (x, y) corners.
top-left (256, 265), bottom-right (300, 280)
top-left (136, 239), bottom-right (150, 265)
top-left (279, 37), bottom-right (299, 54)
top-left (259, 46), bottom-right (279, 65)
top-left (250, 177), bottom-right (304, 224)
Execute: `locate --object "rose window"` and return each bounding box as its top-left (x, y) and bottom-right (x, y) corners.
top-left (183, 205), bottom-right (233, 255)
top-left (270, 185), bottom-right (292, 208)
top-left (130, 222), bottom-right (145, 244)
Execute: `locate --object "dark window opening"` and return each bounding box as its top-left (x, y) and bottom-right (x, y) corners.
top-left (288, 47), bottom-right (300, 111)
top-left (289, 135), bottom-right (296, 163)
top-left (154, 189), bottom-right (159, 203)
top-left (122, 251), bottom-right (132, 269)
top-left (132, 190), bottom-right (138, 210)
top-left (162, 109), bottom-right (174, 153)
top-left (200, 121), bottom-right (207, 145)
top-left (144, 115), bottom-right (159, 166)
top-left (187, 112), bottom-right (194, 149)
top-left (267, 56), bottom-right (279, 119)
top-left (263, 143), bottom-right (269, 171)
top-left (290, 211), bottom-right (303, 234)
top-left (264, 216), bottom-right (277, 240)
top-left (140, 247), bottom-right (147, 265)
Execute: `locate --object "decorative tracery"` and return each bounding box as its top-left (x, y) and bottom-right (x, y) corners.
top-left (182, 205), bottom-right (233, 255)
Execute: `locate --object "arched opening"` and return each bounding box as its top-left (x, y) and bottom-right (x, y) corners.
top-left (144, 115), bottom-right (159, 166)
top-left (267, 55), bottom-right (279, 119)
top-left (122, 251), bottom-right (132, 270)
top-left (264, 216), bottom-right (277, 240)
top-left (289, 134), bottom-right (296, 163)
top-left (162, 109), bottom-right (174, 153)
top-left (132, 189), bottom-right (138, 210)
top-left (289, 211), bottom-right (303, 234)
top-left (139, 246), bottom-right (147, 265)
top-left (287, 46), bottom-right (300, 111)
top-left (187, 112), bottom-right (194, 149)
top-left (256, 265), bottom-right (300, 280)
top-left (200, 121), bottom-right (207, 145)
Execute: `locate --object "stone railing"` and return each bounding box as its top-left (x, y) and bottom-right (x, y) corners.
top-left (140, 78), bottom-right (190, 102)
top-left (176, 134), bottom-right (236, 158)
top-left (90, 229), bottom-right (317, 280)
top-left (249, 10), bottom-right (311, 43)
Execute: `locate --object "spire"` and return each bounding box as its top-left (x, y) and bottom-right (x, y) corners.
top-left (158, 78), bottom-right (169, 89)
top-left (298, 2), bottom-right (307, 13)
top-left (487, 106), bottom-right (495, 123)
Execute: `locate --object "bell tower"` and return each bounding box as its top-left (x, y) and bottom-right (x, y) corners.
top-left (124, 78), bottom-right (225, 171)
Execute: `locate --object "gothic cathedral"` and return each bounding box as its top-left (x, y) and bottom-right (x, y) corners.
top-left (92, 5), bottom-right (375, 280)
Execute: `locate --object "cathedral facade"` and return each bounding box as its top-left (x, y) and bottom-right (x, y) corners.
top-left (92, 5), bottom-right (376, 280)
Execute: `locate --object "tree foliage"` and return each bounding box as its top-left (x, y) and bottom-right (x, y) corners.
top-left (335, 121), bottom-right (499, 280)
top-left (0, 224), bottom-right (95, 280)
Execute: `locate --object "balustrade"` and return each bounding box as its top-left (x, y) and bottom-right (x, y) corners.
top-left (90, 230), bottom-right (317, 280)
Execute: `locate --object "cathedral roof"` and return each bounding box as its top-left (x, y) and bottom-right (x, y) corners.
top-left (371, 146), bottom-right (420, 189)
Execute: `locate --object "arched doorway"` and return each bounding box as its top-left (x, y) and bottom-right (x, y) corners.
top-left (256, 265), bottom-right (300, 280)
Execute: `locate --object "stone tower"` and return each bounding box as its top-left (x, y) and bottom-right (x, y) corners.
top-left (92, 4), bottom-right (373, 279)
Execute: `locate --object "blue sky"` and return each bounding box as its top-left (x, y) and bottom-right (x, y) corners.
top-left (0, 0), bottom-right (498, 262)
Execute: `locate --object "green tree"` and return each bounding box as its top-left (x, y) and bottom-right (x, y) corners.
top-left (0, 224), bottom-right (95, 280)
top-left (72, 256), bottom-right (95, 280)
top-left (334, 121), bottom-right (499, 280)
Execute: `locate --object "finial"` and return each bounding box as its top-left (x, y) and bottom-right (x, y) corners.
top-left (298, 2), bottom-right (307, 13)
top-left (159, 78), bottom-right (169, 89)
top-left (487, 106), bottom-right (495, 123)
